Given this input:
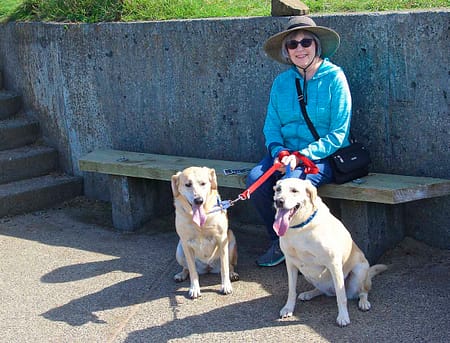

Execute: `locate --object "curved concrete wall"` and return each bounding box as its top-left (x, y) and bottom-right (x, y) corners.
top-left (0, 10), bottom-right (449, 247)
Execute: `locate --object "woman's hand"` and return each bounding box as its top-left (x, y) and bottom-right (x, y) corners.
top-left (275, 150), bottom-right (319, 175)
top-left (275, 151), bottom-right (297, 174)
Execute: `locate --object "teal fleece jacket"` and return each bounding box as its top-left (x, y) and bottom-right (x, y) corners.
top-left (263, 59), bottom-right (352, 161)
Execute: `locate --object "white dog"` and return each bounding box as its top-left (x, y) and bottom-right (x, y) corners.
top-left (171, 166), bottom-right (239, 299)
top-left (273, 178), bottom-right (387, 326)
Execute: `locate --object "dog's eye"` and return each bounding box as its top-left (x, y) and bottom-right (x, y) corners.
top-left (291, 188), bottom-right (298, 193)
top-left (185, 182), bottom-right (192, 188)
top-left (200, 181), bottom-right (206, 186)
top-left (275, 186), bottom-right (281, 192)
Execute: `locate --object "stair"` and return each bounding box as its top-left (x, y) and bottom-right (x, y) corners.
top-left (0, 91), bottom-right (21, 119)
top-left (0, 117), bottom-right (40, 150)
top-left (0, 145), bottom-right (58, 184)
top-left (0, 71), bottom-right (83, 217)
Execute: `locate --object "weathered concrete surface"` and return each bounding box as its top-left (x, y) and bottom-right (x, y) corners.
top-left (0, 11), bottom-right (449, 248)
top-left (271, 0), bottom-right (309, 16)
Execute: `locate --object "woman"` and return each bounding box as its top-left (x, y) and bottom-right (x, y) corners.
top-left (247, 16), bottom-right (352, 267)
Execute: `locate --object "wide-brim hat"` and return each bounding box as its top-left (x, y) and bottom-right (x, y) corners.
top-left (264, 16), bottom-right (340, 65)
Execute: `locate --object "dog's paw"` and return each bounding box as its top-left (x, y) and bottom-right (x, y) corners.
top-left (336, 313), bottom-right (351, 327)
top-left (174, 271), bottom-right (188, 282)
top-left (280, 306), bottom-right (294, 318)
top-left (358, 298), bottom-right (371, 311)
top-left (189, 286), bottom-right (202, 299)
top-left (230, 272), bottom-right (240, 282)
top-left (221, 282), bottom-right (233, 295)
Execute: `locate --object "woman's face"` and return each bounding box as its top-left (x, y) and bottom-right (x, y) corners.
top-left (285, 31), bottom-right (316, 68)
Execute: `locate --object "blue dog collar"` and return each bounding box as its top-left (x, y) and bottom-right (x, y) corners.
top-left (289, 209), bottom-right (318, 229)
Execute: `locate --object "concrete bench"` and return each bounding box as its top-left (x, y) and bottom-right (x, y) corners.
top-left (79, 149), bottom-right (450, 262)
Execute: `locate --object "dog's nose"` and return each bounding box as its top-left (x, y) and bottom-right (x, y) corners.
top-left (194, 197), bottom-right (204, 205)
top-left (275, 198), bottom-right (284, 208)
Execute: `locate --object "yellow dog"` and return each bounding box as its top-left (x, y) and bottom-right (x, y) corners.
top-left (273, 178), bottom-right (387, 326)
top-left (171, 166), bottom-right (239, 299)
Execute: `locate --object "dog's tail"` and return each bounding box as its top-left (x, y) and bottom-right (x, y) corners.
top-left (368, 264), bottom-right (388, 279)
top-left (361, 264), bottom-right (387, 294)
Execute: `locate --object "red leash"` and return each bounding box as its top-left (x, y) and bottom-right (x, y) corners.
top-left (221, 152), bottom-right (319, 208)
top-left (238, 162), bottom-right (282, 200)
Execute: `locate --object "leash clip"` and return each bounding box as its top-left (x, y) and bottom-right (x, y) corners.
top-left (219, 196), bottom-right (243, 210)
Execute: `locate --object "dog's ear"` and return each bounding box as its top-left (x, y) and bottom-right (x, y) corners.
top-left (304, 180), bottom-right (318, 207)
top-left (209, 167), bottom-right (218, 190)
top-left (171, 172), bottom-right (181, 197)
top-left (273, 180), bottom-right (282, 192)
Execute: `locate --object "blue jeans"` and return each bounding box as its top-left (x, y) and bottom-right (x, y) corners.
top-left (246, 154), bottom-right (334, 242)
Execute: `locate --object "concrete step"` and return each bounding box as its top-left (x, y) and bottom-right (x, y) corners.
top-left (0, 91), bottom-right (22, 119)
top-left (0, 117), bottom-right (40, 150)
top-left (0, 145), bottom-right (58, 184)
top-left (0, 174), bottom-right (83, 217)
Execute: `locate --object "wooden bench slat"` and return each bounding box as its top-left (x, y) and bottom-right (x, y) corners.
top-left (79, 149), bottom-right (450, 205)
top-left (319, 173), bottom-right (450, 204)
top-left (78, 149), bottom-right (255, 189)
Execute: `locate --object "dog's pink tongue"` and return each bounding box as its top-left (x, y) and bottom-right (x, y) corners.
top-left (192, 204), bottom-right (207, 227)
top-left (273, 209), bottom-right (290, 237)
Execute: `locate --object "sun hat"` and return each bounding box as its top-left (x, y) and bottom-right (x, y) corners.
top-left (263, 16), bottom-right (340, 65)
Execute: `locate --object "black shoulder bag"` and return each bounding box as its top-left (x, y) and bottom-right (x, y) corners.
top-left (295, 78), bottom-right (370, 184)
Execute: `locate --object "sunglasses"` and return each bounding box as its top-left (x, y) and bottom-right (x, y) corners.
top-left (285, 38), bottom-right (314, 50)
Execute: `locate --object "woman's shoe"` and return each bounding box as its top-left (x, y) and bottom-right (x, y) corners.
top-left (256, 240), bottom-right (285, 267)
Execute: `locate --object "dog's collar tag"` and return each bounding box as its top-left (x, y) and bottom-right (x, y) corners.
top-left (289, 209), bottom-right (318, 229)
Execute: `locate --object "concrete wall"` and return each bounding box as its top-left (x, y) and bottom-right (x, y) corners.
top-left (0, 10), bottom-right (449, 248)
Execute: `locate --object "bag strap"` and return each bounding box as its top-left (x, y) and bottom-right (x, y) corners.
top-left (295, 78), bottom-right (320, 141)
top-left (295, 78), bottom-right (355, 144)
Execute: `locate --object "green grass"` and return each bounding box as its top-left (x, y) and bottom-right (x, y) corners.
top-left (0, 0), bottom-right (19, 19)
top-left (121, 0), bottom-right (271, 21)
top-left (1, 0), bottom-right (449, 23)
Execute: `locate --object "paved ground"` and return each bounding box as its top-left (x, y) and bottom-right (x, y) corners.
top-left (0, 196), bottom-right (449, 343)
